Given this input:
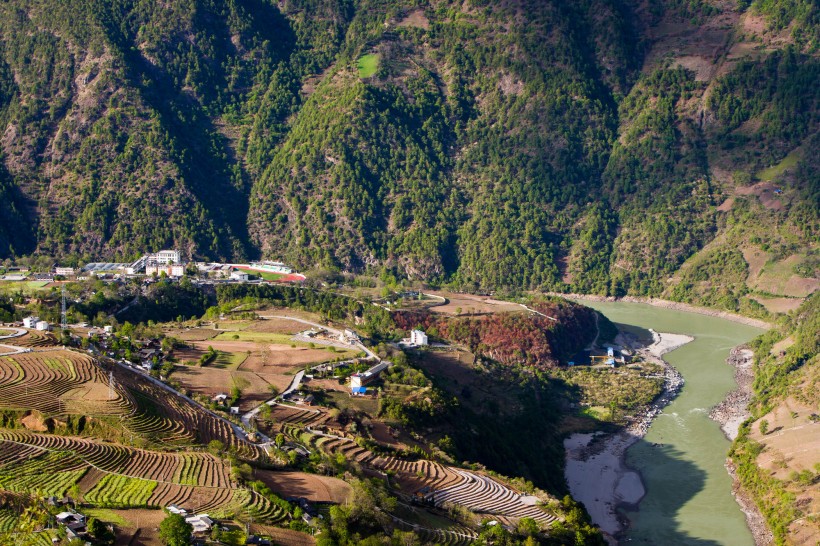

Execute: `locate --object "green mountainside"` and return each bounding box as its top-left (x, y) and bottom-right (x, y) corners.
top-left (0, 0), bottom-right (817, 313)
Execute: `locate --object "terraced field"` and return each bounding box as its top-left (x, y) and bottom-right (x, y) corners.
top-left (312, 435), bottom-right (558, 528)
top-left (0, 347), bottom-right (265, 459)
top-left (0, 350), bottom-right (130, 417)
top-left (0, 433), bottom-right (286, 522)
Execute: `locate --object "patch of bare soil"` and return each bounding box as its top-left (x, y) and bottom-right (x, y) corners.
top-left (753, 297), bottom-right (805, 314)
top-left (426, 290), bottom-right (523, 315)
top-left (238, 344), bottom-right (336, 372)
top-left (21, 412), bottom-right (47, 431)
top-left (770, 336), bottom-right (796, 356)
top-left (256, 470), bottom-right (352, 503)
top-left (173, 366), bottom-right (281, 411)
top-left (735, 181), bottom-right (784, 210)
top-left (716, 197), bottom-right (735, 211)
top-left (250, 524), bottom-right (316, 546)
top-left (397, 9), bottom-right (429, 29)
top-left (111, 508), bottom-right (164, 546)
top-left (246, 318), bottom-right (302, 334)
top-left (742, 246), bottom-right (769, 283)
top-left (751, 397), bottom-right (820, 479)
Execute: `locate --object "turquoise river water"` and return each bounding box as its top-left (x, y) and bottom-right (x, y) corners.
top-left (580, 301), bottom-right (766, 546)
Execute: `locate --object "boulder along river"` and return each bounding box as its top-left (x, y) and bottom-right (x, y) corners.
top-left (565, 301), bottom-right (766, 545)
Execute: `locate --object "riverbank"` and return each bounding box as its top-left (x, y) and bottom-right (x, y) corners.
top-left (564, 331), bottom-right (691, 544)
top-left (554, 293), bottom-right (772, 330)
top-left (709, 347), bottom-right (774, 546)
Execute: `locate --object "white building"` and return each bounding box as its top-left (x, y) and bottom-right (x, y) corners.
top-left (185, 514), bottom-right (213, 534)
top-left (152, 250), bottom-right (180, 264)
top-left (167, 504), bottom-right (187, 516)
top-left (410, 329), bottom-right (428, 346)
top-left (146, 264), bottom-right (185, 277)
top-left (36, 321), bottom-right (51, 331)
top-left (55, 267), bottom-right (75, 276)
top-left (230, 271), bottom-right (250, 281)
top-left (350, 361), bottom-right (389, 389)
top-left (23, 316), bottom-right (40, 328)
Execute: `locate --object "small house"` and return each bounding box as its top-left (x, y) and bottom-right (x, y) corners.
top-left (23, 316), bottom-right (40, 328)
top-left (230, 271), bottom-right (250, 281)
top-left (213, 393), bottom-right (229, 404)
top-left (185, 514), bottom-right (214, 534)
top-left (230, 406), bottom-right (240, 415)
top-left (167, 504), bottom-right (188, 516)
top-left (35, 321), bottom-right (51, 332)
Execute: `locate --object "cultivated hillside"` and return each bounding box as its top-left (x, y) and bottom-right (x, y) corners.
top-left (0, 0), bottom-right (817, 313)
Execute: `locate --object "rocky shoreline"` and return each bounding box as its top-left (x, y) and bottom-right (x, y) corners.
top-left (554, 292), bottom-right (772, 330)
top-left (564, 330), bottom-right (690, 545)
top-left (709, 346), bottom-right (774, 546)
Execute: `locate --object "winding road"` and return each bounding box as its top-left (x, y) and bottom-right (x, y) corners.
top-left (0, 327), bottom-right (30, 356)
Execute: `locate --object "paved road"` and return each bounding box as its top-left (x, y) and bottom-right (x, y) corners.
top-left (0, 327), bottom-right (30, 356)
top-left (240, 370), bottom-right (305, 438)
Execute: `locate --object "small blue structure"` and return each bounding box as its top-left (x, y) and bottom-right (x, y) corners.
top-left (351, 386), bottom-right (367, 395)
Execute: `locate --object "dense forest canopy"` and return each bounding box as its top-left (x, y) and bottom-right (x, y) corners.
top-left (0, 0), bottom-right (817, 311)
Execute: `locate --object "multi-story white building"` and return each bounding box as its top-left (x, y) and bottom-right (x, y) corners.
top-left (23, 316), bottom-right (40, 328)
top-left (410, 329), bottom-right (428, 346)
top-left (55, 267), bottom-right (75, 276)
top-left (152, 250), bottom-right (180, 264)
top-left (146, 264), bottom-right (185, 277)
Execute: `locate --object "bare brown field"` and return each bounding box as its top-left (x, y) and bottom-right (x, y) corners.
top-left (426, 291), bottom-right (522, 315)
top-left (256, 470), bottom-right (352, 504)
top-left (250, 524), bottom-right (316, 546)
top-left (752, 397), bottom-right (820, 479)
top-left (239, 344), bottom-right (339, 372)
top-left (308, 378), bottom-right (349, 393)
top-left (173, 366), bottom-right (286, 411)
top-left (397, 9), bottom-right (430, 29)
top-left (752, 296), bottom-right (804, 314)
top-left (770, 336), bottom-right (796, 356)
top-left (109, 508), bottom-right (164, 546)
top-left (245, 318), bottom-right (303, 334)
top-left (742, 246), bottom-right (769, 283)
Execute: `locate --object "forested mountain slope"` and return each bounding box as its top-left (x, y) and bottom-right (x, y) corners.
top-left (0, 0), bottom-right (817, 311)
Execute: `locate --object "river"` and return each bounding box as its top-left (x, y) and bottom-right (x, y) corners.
top-left (577, 301), bottom-right (765, 546)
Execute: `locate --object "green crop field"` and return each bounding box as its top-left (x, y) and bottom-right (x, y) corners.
top-left (213, 350), bottom-right (248, 369)
top-left (756, 148), bottom-right (802, 182)
top-left (357, 54), bottom-right (379, 77)
top-left (85, 475), bottom-right (158, 508)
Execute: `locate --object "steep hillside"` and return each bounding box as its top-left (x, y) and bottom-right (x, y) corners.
top-left (0, 0), bottom-right (817, 311)
top-left (731, 292), bottom-right (820, 544)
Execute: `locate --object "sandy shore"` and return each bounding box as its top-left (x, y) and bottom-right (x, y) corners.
top-left (709, 347), bottom-right (774, 546)
top-left (552, 292), bottom-right (772, 330)
top-left (564, 331), bottom-right (691, 544)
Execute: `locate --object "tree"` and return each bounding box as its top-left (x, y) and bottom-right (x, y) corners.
top-left (208, 439), bottom-right (225, 456)
top-left (159, 513), bottom-right (192, 546)
top-left (87, 517), bottom-right (116, 545)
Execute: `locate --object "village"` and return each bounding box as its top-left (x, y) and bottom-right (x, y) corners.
top-left (0, 249), bottom-right (306, 284)
top-left (0, 265), bottom-right (661, 546)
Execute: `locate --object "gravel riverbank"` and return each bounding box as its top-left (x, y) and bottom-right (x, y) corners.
top-left (564, 331), bottom-right (690, 544)
top-left (554, 292), bottom-right (772, 330)
top-left (709, 346), bottom-right (774, 546)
